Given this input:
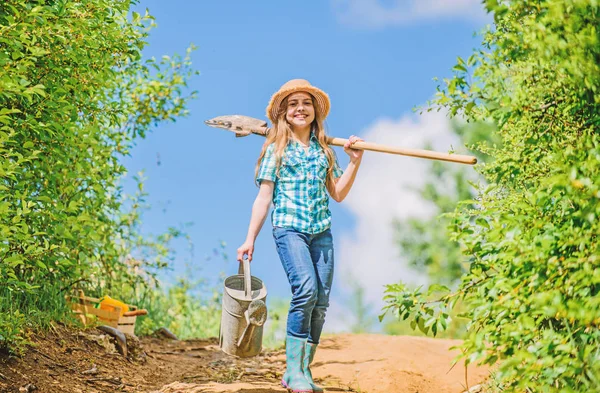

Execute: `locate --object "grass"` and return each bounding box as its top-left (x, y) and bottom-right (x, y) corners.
top-left (0, 283), bottom-right (75, 354)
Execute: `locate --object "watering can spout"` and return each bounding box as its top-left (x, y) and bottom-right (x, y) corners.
top-left (237, 299), bottom-right (267, 353)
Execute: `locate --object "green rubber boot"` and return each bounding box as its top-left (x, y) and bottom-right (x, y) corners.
top-left (281, 336), bottom-right (313, 393)
top-left (303, 342), bottom-right (324, 393)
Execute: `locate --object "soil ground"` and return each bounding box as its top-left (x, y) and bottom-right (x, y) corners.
top-left (0, 325), bottom-right (489, 393)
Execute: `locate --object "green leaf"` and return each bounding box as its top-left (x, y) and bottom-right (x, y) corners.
top-left (453, 64), bottom-right (467, 73)
top-left (427, 284), bottom-right (451, 296)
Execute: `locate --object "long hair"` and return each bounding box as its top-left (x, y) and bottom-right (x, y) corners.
top-left (255, 95), bottom-right (337, 190)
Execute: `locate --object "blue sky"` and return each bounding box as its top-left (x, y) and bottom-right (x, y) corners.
top-left (124, 0), bottom-right (489, 331)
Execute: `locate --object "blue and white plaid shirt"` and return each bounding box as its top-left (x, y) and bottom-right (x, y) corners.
top-left (256, 133), bottom-right (344, 234)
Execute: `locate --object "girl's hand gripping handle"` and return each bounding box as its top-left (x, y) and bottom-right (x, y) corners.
top-left (237, 240), bottom-right (254, 263)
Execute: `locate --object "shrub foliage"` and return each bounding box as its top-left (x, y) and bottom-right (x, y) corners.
top-left (0, 0), bottom-right (196, 349)
top-left (382, 1), bottom-right (600, 391)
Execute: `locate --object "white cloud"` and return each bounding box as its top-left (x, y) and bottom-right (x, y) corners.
top-left (329, 109), bottom-right (461, 323)
top-left (331, 0), bottom-right (489, 28)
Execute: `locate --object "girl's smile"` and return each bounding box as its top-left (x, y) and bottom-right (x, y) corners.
top-left (286, 92), bottom-right (315, 130)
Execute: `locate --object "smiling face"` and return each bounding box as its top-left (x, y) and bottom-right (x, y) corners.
top-left (285, 92), bottom-right (315, 130)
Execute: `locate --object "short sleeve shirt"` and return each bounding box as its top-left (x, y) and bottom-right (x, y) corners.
top-left (256, 133), bottom-right (344, 234)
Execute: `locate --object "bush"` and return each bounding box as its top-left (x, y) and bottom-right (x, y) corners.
top-left (0, 0), bottom-right (197, 351)
top-left (382, 1), bottom-right (600, 391)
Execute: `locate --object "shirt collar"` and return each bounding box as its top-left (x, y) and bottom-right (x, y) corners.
top-left (288, 130), bottom-right (316, 145)
top-left (288, 130), bottom-right (320, 155)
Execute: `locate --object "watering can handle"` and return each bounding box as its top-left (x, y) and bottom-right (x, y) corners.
top-left (238, 257), bottom-right (252, 299)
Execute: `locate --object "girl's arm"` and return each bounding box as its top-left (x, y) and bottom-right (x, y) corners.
top-left (237, 180), bottom-right (274, 262)
top-left (328, 135), bottom-right (364, 203)
top-left (328, 158), bottom-right (362, 202)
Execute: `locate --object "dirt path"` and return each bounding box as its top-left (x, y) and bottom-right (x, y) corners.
top-left (155, 334), bottom-right (488, 393)
top-left (0, 327), bottom-right (488, 393)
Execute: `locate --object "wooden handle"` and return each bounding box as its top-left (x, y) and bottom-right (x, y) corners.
top-left (123, 309), bottom-right (148, 317)
top-left (206, 115), bottom-right (478, 165)
top-left (326, 137), bottom-right (477, 165)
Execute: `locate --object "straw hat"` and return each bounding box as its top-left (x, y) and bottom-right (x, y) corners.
top-left (266, 79), bottom-right (330, 123)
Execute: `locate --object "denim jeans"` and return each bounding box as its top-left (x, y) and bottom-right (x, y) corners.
top-left (273, 226), bottom-right (334, 344)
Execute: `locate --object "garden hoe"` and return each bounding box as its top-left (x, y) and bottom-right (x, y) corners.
top-left (205, 115), bottom-right (477, 165)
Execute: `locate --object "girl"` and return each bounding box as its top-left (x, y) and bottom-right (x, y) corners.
top-left (237, 79), bottom-right (363, 393)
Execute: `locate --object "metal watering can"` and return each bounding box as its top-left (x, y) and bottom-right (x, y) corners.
top-left (219, 258), bottom-right (268, 357)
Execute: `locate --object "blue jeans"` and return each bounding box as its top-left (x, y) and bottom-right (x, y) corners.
top-left (273, 227), bottom-right (334, 344)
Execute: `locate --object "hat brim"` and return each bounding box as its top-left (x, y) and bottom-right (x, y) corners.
top-left (266, 85), bottom-right (330, 123)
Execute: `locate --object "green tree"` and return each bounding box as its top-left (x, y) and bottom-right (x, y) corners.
top-left (0, 0), bottom-right (197, 351)
top-left (345, 276), bottom-right (377, 334)
top-left (382, 1), bottom-right (600, 392)
top-left (388, 121), bottom-right (498, 339)
top-left (394, 121), bottom-right (498, 286)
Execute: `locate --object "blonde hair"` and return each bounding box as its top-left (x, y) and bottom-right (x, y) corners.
top-left (255, 94), bottom-right (337, 190)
